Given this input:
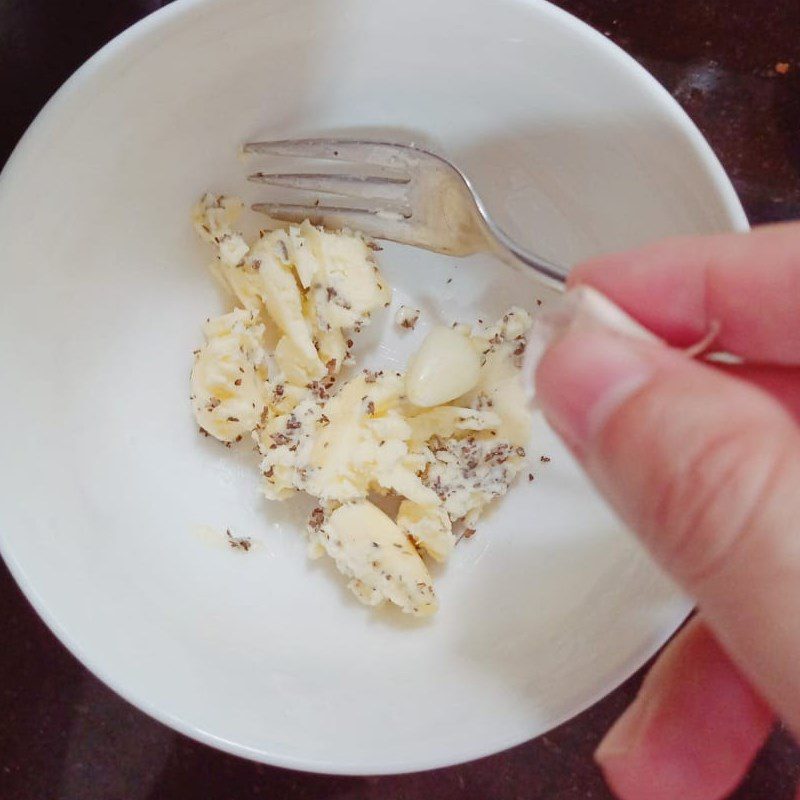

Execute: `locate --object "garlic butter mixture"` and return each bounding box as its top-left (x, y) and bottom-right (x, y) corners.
top-left (190, 194), bottom-right (532, 617)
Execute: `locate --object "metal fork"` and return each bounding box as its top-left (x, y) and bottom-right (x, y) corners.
top-left (243, 139), bottom-right (568, 290)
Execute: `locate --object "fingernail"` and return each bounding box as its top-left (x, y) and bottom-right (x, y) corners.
top-left (595, 695), bottom-right (650, 763)
top-left (535, 331), bottom-right (654, 451)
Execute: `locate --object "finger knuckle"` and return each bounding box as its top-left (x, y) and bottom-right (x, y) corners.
top-left (647, 426), bottom-right (788, 587)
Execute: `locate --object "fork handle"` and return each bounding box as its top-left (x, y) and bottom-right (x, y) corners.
top-left (485, 224), bottom-right (569, 291)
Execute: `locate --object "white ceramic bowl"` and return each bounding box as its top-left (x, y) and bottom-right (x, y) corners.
top-left (0, 0), bottom-right (744, 775)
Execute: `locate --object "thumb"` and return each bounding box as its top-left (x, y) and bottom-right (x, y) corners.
top-left (536, 329), bottom-right (800, 733)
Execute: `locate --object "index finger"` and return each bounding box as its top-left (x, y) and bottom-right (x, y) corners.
top-left (570, 221), bottom-right (800, 365)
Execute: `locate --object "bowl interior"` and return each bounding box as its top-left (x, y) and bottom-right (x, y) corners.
top-left (0, 0), bottom-right (741, 773)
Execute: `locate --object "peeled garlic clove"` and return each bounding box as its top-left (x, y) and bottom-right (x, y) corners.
top-left (521, 286), bottom-right (721, 407)
top-left (520, 286), bottom-right (662, 407)
top-left (406, 326), bottom-right (481, 407)
top-left (540, 286), bottom-right (660, 346)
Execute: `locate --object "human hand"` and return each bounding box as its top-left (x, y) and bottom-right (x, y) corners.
top-left (535, 222), bottom-right (800, 800)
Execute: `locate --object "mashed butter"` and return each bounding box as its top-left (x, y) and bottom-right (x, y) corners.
top-left (190, 194), bottom-right (533, 617)
top-left (310, 501), bottom-right (438, 617)
top-left (191, 309), bottom-right (268, 442)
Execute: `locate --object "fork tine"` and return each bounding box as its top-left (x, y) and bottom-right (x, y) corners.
top-left (249, 172), bottom-right (410, 201)
top-left (252, 202), bottom-right (412, 241)
top-left (243, 139), bottom-right (416, 169)
top-left (252, 201), bottom-right (411, 221)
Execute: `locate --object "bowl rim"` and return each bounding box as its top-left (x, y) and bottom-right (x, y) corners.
top-left (0, 0), bottom-right (744, 775)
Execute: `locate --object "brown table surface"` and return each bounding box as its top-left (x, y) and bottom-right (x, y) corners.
top-left (2, 1), bottom-right (799, 797)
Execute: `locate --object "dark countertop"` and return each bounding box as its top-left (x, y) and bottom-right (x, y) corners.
top-left (1, 1), bottom-right (799, 798)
